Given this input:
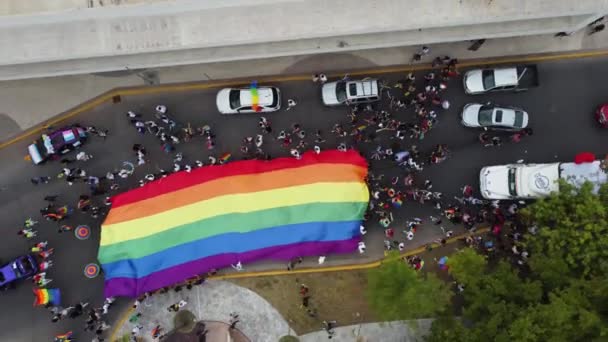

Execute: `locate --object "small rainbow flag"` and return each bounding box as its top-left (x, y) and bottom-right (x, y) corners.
top-left (55, 331), bottom-right (73, 341)
top-left (33, 288), bottom-right (61, 306)
top-left (250, 81), bottom-right (261, 112)
top-left (391, 197), bottom-right (403, 208)
top-left (99, 149), bottom-right (369, 297)
top-left (219, 153), bottom-right (232, 164)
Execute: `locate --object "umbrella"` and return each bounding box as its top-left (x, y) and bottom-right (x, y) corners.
top-left (438, 256), bottom-right (449, 270)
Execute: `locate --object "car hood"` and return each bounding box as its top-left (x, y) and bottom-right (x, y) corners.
top-left (480, 166), bottom-right (511, 199)
top-left (216, 88), bottom-right (234, 113)
top-left (28, 143), bottom-right (43, 164)
top-left (322, 82), bottom-right (340, 105)
top-left (461, 103), bottom-right (483, 126)
top-left (464, 70), bottom-right (484, 93)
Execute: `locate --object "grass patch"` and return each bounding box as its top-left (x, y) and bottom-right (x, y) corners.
top-left (230, 268), bottom-right (376, 334)
top-left (229, 240), bottom-right (466, 334)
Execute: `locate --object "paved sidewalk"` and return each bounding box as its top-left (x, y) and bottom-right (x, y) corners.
top-left (113, 279), bottom-right (433, 342)
top-left (1, 30), bottom-right (608, 142)
top-left (299, 320), bottom-right (433, 342)
top-left (110, 228), bottom-right (490, 341)
top-left (113, 280), bottom-right (292, 341)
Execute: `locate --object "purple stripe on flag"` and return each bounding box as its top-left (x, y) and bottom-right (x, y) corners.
top-left (104, 237), bottom-right (360, 298)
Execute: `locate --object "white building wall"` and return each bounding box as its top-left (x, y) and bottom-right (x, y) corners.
top-left (0, 0), bottom-right (606, 80)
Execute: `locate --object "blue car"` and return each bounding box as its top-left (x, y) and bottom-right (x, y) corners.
top-left (0, 254), bottom-right (39, 290)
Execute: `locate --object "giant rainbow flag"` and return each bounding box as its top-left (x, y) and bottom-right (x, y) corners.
top-left (98, 149), bottom-right (369, 297)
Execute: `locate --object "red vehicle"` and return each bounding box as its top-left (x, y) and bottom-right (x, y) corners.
top-left (595, 104), bottom-right (608, 128)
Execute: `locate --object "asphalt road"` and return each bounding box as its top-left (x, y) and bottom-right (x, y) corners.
top-left (1, 55), bottom-right (607, 341)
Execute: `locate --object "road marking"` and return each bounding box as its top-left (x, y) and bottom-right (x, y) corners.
top-left (213, 227), bottom-right (490, 279)
top-left (2, 49), bottom-right (608, 149)
top-left (109, 304), bottom-right (135, 341)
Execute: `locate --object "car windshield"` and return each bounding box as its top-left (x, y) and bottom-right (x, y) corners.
top-left (336, 82), bottom-right (348, 103)
top-left (270, 88), bottom-right (279, 108)
top-left (21, 258), bottom-right (33, 274)
top-left (348, 83), bottom-right (358, 96)
top-left (12, 262), bottom-right (22, 278)
top-left (482, 70), bottom-right (495, 90)
top-left (514, 111), bottom-right (524, 127)
top-left (229, 90), bottom-right (241, 109)
top-left (508, 167), bottom-right (517, 196)
top-left (34, 140), bottom-right (49, 157)
top-left (478, 106), bottom-right (494, 125)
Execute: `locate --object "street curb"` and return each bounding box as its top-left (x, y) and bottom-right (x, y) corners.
top-left (108, 227), bottom-right (489, 341)
top-left (3, 49), bottom-right (608, 149)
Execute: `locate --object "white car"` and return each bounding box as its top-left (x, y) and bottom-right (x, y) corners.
top-left (216, 87), bottom-right (281, 114)
top-left (461, 103), bottom-right (529, 131)
top-left (463, 65), bottom-right (538, 95)
top-left (322, 79), bottom-right (380, 106)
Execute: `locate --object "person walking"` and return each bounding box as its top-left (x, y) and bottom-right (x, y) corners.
top-left (18, 228), bottom-right (37, 239)
top-left (231, 261), bottom-right (243, 271)
top-left (31, 176), bottom-right (51, 185)
top-left (484, 136), bottom-right (501, 147)
top-left (286, 99), bottom-right (297, 111)
top-left (510, 132), bottom-right (523, 143)
top-left (152, 324), bottom-right (164, 339)
top-left (323, 320), bottom-right (337, 339)
top-left (129, 312), bottom-right (142, 323)
top-left (76, 151), bottom-right (92, 161)
top-left (229, 312), bottom-right (240, 330)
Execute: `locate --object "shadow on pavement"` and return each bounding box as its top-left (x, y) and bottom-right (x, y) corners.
top-left (0, 113), bottom-right (21, 139)
top-left (162, 320), bottom-right (250, 342)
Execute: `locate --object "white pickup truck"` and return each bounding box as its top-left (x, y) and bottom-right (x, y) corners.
top-left (463, 65), bottom-right (539, 95)
top-left (479, 161), bottom-right (608, 199)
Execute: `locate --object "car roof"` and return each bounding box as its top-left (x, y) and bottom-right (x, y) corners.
top-left (520, 164), bottom-right (560, 197)
top-left (239, 88), bottom-right (275, 107)
top-left (347, 80), bottom-right (378, 97)
top-left (492, 107), bottom-right (517, 125)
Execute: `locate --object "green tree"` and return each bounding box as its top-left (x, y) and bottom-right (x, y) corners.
top-left (426, 182), bottom-right (608, 342)
top-left (425, 316), bottom-right (467, 342)
top-left (367, 254), bottom-right (451, 320)
top-left (521, 181), bottom-right (608, 288)
top-left (445, 248), bottom-right (487, 290)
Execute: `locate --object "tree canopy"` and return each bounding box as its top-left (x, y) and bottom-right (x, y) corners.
top-left (521, 181), bottom-right (608, 288)
top-left (426, 181), bottom-right (608, 342)
top-left (366, 252), bottom-right (452, 321)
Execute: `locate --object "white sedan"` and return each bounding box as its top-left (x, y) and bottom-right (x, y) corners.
top-left (216, 86), bottom-right (281, 114)
top-left (461, 103), bottom-right (529, 131)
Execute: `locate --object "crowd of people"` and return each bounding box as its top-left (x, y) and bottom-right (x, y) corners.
top-left (19, 46), bottom-right (538, 341)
